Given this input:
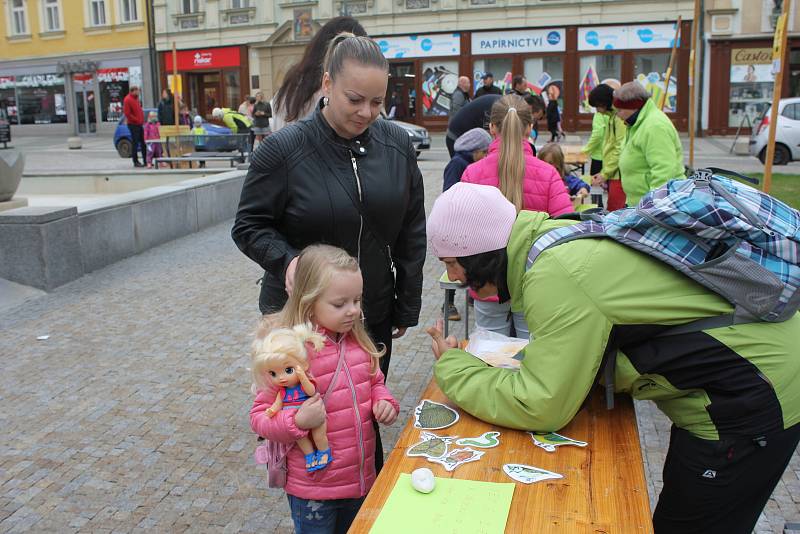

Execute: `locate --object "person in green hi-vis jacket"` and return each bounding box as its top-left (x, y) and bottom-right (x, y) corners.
top-left (581, 104), bottom-right (607, 176)
top-left (614, 82), bottom-right (685, 206)
top-left (425, 182), bottom-right (800, 534)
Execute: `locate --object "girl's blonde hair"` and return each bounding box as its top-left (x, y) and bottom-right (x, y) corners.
top-left (266, 244), bottom-right (385, 372)
top-left (489, 94), bottom-right (533, 212)
top-left (537, 143), bottom-right (566, 179)
top-left (251, 323), bottom-right (324, 392)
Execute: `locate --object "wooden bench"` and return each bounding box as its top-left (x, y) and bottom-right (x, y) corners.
top-left (349, 380), bottom-right (652, 533)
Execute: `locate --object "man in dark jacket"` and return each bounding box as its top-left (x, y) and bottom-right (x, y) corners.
top-left (475, 72), bottom-right (502, 99)
top-left (449, 76), bottom-right (471, 116)
top-left (157, 89), bottom-right (175, 126)
top-left (510, 75), bottom-right (528, 96)
top-left (122, 86), bottom-right (146, 167)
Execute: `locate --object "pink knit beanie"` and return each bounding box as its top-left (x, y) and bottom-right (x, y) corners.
top-left (427, 183), bottom-right (517, 258)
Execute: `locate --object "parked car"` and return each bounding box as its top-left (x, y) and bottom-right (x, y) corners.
top-left (381, 113), bottom-right (430, 157)
top-left (749, 97), bottom-right (800, 165)
top-left (0, 107), bottom-right (10, 148)
top-left (113, 109), bottom-right (236, 158)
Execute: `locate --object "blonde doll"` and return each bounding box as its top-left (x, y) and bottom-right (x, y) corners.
top-left (252, 325), bottom-right (330, 472)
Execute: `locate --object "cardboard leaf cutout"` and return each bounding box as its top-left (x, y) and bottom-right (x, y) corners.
top-left (427, 447), bottom-right (484, 472)
top-left (406, 432), bottom-right (455, 459)
top-left (413, 400), bottom-right (460, 430)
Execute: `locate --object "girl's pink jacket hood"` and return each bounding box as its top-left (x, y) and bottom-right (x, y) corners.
top-left (461, 138), bottom-right (573, 217)
top-left (250, 333), bottom-right (399, 501)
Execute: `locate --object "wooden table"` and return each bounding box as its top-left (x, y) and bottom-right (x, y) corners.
top-left (563, 145), bottom-right (590, 175)
top-left (350, 380), bottom-right (652, 533)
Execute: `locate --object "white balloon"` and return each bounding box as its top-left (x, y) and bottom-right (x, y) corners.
top-left (410, 467), bottom-right (435, 494)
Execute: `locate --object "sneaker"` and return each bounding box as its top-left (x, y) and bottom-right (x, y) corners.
top-left (443, 304), bottom-right (461, 322)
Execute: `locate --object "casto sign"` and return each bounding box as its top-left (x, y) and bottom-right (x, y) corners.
top-left (731, 48), bottom-right (772, 65)
top-left (163, 46), bottom-right (240, 71)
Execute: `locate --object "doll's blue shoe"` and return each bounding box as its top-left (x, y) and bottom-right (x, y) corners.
top-left (304, 452), bottom-right (318, 472)
top-left (312, 448), bottom-right (332, 471)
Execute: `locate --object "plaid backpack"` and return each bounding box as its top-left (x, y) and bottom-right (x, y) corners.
top-left (526, 168), bottom-right (800, 407)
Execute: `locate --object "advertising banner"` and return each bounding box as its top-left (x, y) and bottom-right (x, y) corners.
top-left (377, 34), bottom-right (460, 59)
top-left (578, 23), bottom-right (679, 51)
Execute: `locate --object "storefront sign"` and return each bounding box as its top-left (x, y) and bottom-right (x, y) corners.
top-left (377, 34), bottom-right (460, 59)
top-left (97, 68), bottom-right (129, 83)
top-left (471, 29), bottom-right (565, 55)
top-left (163, 47), bottom-right (240, 71)
top-left (730, 48), bottom-right (773, 83)
top-left (578, 24), bottom-right (679, 51)
top-left (15, 74), bottom-right (65, 87)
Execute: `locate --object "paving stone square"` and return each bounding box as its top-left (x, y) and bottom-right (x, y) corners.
top-left (0, 144), bottom-right (798, 533)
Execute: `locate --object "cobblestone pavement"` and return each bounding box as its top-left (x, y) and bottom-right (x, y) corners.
top-left (0, 149), bottom-right (798, 533)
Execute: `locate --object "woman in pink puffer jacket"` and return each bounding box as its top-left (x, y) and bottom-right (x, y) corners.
top-left (250, 245), bottom-right (399, 533)
top-left (460, 94), bottom-right (573, 339)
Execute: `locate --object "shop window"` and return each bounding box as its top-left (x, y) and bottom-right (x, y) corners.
top-left (633, 53), bottom-right (677, 113)
top-left (471, 0), bottom-right (496, 3)
top-left (90, 0), bottom-right (107, 26)
top-left (473, 58), bottom-right (512, 95)
top-left (15, 74), bottom-right (67, 125)
top-left (224, 70), bottom-right (241, 110)
top-left (97, 68), bottom-right (129, 122)
top-left (405, 0), bottom-right (430, 9)
top-left (10, 0), bottom-right (28, 35)
top-left (43, 0), bottom-right (61, 32)
top-left (421, 61), bottom-right (458, 117)
top-left (789, 49), bottom-right (800, 98)
top-left (119, 0), bottom-right (139, 23)
top-left (728, 48), bottom-right (774, 128)
top-left (231, 0), bottom-right (249, 7)
top-left (578, 54), bottom-right (621, 113)
top-left (0, 78), bottom-right (18, 124)
top-left (183, 0), bottom-right (199, 13)
top-left (524, 56), bottom-right (564, 108)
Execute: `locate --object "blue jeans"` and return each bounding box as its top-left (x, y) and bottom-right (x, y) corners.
top-left (287, 494), bottom-right (365, 534)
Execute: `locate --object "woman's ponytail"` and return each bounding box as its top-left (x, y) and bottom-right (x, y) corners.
top-left (491, 95), bottom-right (532, 212)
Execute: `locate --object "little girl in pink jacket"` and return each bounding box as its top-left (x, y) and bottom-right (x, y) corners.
top-left (250, 244), bottom-right (399, 533)
top-left (460, 95), bottom-right (573, 339)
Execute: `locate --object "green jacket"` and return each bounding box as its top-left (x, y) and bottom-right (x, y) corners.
top-left (599, 111), bottom-right (626, 181)
top-left (220, 108), bottom-right (252, 134)
top-left (434, 211), bottom-right (800, 441)
top-left (618, 98), bottom-right (684, 205)
top-left (581, 112), bottom-right (608, 161)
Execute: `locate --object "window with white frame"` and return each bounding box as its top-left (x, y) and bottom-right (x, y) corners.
top-left (43, 0), bottom-right (61, 31)
top-left (90, 0), bottom-right (107, 25)
top-left (182, 0), bottom-right (199, 14)
top-left (11, 0), bottom-right (28, 35)
top-left (119, 0), bottom-right (139, 22)
top-left (231, 0), bottom-right (249, 7)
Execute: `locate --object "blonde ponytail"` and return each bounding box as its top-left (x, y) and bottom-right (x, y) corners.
top-left (490, 95), bottom-right (533, 212)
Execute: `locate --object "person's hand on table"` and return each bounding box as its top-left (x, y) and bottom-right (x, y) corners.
top-left (373, 399), bottom-right (398, 425)
top-left (294, 394), bottom-right (326, 429)
top-left (426, 319), bottom-right (458, 360)
top-left (392, 326), bottom-right (407, 339)
top-left (285, 256), bottom-right (299, 296)
top-left (591, 174), bottom-right (606, 186)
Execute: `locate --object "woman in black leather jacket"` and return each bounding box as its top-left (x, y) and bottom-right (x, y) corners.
top-left (232, 34), bottom-right (426, 385)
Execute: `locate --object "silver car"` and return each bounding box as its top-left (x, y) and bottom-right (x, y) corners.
top-left (749, 97), bottom-right (800, 165)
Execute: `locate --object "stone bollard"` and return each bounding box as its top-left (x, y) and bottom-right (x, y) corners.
top-left (0, 149), bottom-right (24, 202)
top-left (67, 136), bottom-right (82, 150)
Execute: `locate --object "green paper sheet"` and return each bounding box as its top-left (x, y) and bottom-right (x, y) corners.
top-left (370, 474), bottom-right (515, 534)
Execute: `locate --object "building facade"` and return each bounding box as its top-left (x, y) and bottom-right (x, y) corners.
top-left (0, 0), bottom-right (155, 133)
top-left (703, 0), bottom-right (800, 135)
top-left (153, 0), bottom-right (695, 129)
